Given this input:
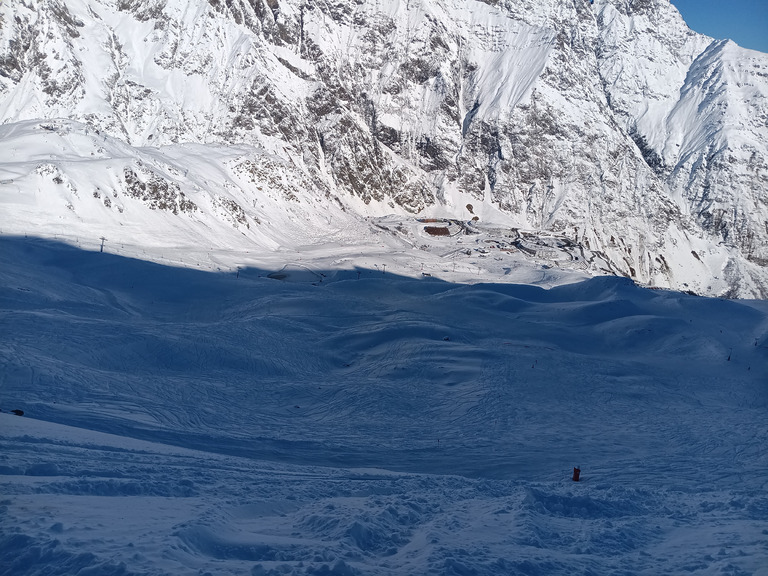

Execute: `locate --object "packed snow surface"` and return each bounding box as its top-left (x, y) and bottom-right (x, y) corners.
top-left (1, 236), bottom-right (767, 575)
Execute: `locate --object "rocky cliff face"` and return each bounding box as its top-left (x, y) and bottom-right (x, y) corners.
top-left (594, 0), bottom-right (768, 285)
top-left (1, 0), bottom-right (766, 297)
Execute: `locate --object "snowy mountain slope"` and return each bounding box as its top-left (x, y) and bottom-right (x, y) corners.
top-left (3, 3), bottom-right (768, 573)
top-left (666, 41), bottom-right (768, 264)
top-left (0, 117), bottom-right (351, 251)
top-left (595, 0), bottom-right (768, 276)
top-left (1, 236), bottom-right (767, 575)
top-left (0, 0), bottom-right (767, 298)
top-left (5, 115), bottom-right (749, 296)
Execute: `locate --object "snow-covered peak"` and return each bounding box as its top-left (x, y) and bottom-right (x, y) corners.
top-left (1, 0), bottom-right (767, 297)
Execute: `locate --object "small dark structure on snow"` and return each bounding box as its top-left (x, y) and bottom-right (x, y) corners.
top-left (424, 226), bottom-right (450, 236)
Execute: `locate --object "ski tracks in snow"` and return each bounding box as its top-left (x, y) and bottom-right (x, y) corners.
top-left (2, 413), bottom-right (768, 576)
top-left (2, 239), bottom-right (768, 575)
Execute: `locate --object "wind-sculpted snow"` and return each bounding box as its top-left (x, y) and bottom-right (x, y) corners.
top-left (1, 236), bottom-right (767, 575)
top-left (1, 0), bottom-right (767, 297)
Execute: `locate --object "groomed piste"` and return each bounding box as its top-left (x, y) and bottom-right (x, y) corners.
top-left (1, 236), bottom-right (767, 575)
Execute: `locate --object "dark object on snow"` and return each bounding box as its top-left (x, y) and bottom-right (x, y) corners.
top-left (11, 409), bottom-right (24, 416)
top-left (424, 225), bottom-right (450, 237)
top-left (572, 467), bottom-right (581, 482)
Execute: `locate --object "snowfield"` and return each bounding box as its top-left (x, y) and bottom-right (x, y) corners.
top-left (1, 235), bottom-right (767, 576)
top-left (2, 0), bottom-right (768, 572)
